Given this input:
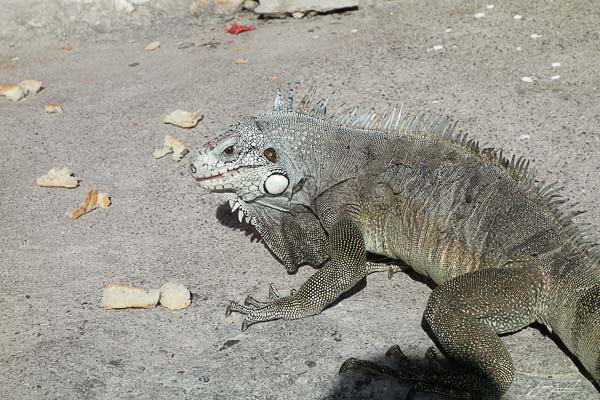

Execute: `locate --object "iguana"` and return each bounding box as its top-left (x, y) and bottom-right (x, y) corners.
top-left (189, 89), bottom-right (600, 398)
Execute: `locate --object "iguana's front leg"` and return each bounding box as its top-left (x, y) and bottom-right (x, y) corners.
top-left (226, 215), bottom-right (366, 330)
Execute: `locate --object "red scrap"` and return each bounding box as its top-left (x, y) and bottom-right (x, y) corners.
top-left (225, 24), bottom-right (256, 35)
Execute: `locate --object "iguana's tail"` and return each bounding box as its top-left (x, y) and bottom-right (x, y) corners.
top-left (543, 259), bottom-right (600, 385)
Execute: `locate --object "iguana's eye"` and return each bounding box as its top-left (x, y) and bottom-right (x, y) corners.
top-left (263, 148), bottom-right (277, 162)
top-left (223, 145), bottom-right (235, 156)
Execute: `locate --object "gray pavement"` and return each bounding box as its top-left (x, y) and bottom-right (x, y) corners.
top-left (1, 1), bottom-right (600, 399)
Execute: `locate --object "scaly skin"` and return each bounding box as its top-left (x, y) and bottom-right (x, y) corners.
top-left (189, 90), bottom-right (600, 398)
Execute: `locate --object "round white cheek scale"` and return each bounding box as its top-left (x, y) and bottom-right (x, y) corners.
top-left (263, 174), bottom-right (289, 195)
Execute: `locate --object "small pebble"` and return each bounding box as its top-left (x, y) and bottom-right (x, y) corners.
top-left (144, 41), bottom-right (160, 51)
top-left (551, 75), bottom-right (561, 80)
top-left (11, 57), bottom-right (19, 61)
top-left (350, 29), bottom-right (358, 33)
top-left (530, 33), bottom-right (542, 39)
top-left (243, 0), bottom-right (259, 11)
top-left (445, 28), bottom-right (453, 33)
top-left (551, 62), bottom-right (561, 68)
top-left (521, 76), bottom-right (535, 83)
top-left (474, 12), bottom-right (485, 18)
top-left (513, 15), bottom-right (523, 20)
top-left (516, 46), bottom-right (522, 51)
top-left (433, 45), bottom-right (444, 51)
top-left (486, 4), bottom-right (495, 9)
top-left (519, 134), bottom-right (531, 140)
top-left (177, 41), bottom-right (195, 50)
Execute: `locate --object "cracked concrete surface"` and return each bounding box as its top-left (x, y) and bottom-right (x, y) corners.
top-left (1, 1), bottom-right (600, 399)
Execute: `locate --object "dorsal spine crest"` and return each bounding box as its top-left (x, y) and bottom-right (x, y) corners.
top-left (270, 88), bottom-right (599, 262)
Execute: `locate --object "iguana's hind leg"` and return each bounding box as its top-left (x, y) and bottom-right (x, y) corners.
top-left (341, 266), bottom-right (544, 399)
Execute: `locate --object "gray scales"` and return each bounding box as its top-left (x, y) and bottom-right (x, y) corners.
top-left (189, 89), bottom-right (600, 399)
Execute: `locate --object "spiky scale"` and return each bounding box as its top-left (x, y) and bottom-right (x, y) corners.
top-left (286, 89), bottom-right (295, 111)
top-left (273, 89), bottom-right (284, 111)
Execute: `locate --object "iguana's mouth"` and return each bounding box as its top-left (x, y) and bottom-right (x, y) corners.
top-left (194, 165), bottom-right (260, 190)
top-left (194, 165), bottom-right (261, 182)
top-left (194, 167), bottom-right (238, 183)
top-left (194, 173), bottom-right (224, 182)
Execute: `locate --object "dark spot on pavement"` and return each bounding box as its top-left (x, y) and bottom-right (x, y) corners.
top-left (219, 339), bottom-right (240, 351)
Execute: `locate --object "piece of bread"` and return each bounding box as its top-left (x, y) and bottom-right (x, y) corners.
top-left (68, 188), bottom-right (111, 219)
top-left (36, 167), bottom-right (78, 188)
top-left (152, 135), bottom-right (189, 161)
top-left (19, 80), bottom-right (43, 95)
top-left (163, 110), bottom-right (202, 128)
top-left (159, 282), bottom-right (191, 310)
top-left (1, 84), bottom-right (25, 101)
top-left (101, 284), bottom-right (160, 309)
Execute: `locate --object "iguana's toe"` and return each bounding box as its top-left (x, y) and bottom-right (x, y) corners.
top-left (225, 300), bottom-right (252, 316)
top-left (424, 346), bottom-right (441, 368)
top-left (339, 357), bottom-right (402, 377)
top-left (225, 300), bottom-right (268, 331)
top-left (268, 283), bottom-right (281, 299)
top-left (244, 294), bottom-right (270, 307)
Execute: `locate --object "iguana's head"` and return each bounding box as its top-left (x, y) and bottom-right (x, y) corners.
top-left (190, 88), bottom-right (348, 225)
top-left (190, 115), bottom-right (294, 219)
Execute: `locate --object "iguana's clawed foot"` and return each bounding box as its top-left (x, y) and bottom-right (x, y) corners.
top-left (339, 345), bottom-right (486, 399)
top-left (225, 284), bottom-right (300, 331)
top-left (365, 261), bottom-right (408, 278)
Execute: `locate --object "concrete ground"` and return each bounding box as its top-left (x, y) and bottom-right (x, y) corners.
top-left (1, 1), bottom-right (600, 399)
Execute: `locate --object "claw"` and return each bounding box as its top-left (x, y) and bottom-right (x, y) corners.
top-left (338, 357), bottom-right (360, 375)
top-left (388, 267), bottom-right (395, 279)
top-left (388, 265), bottom-right (406, 279)
top-left (225, 303), bottom-right (232, 316)
top-left (425, 346), bottom-right (440, 368)
top-left (268, 283), bottom-right (281, 299)
top-left (241, 319), bottom-right (249, 332)
top-left (385, 344), bottom-right (418, 374)
top-left (385, 344), bottom-right (406, 359)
